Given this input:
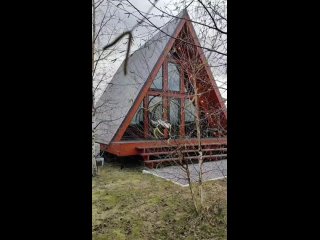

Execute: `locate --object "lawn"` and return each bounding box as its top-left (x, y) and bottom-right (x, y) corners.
top-left (92, 161), bottom-right (227, 240)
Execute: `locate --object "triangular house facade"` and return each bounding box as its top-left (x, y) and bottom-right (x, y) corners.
top-left (95, 10), bottom-right (227, 166)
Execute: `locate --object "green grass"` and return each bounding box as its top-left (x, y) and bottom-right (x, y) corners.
top-left (92, 162), bottom-right (227, 240)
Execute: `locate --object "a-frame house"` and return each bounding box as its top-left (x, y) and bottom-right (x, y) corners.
top-left (95, 10), bottom-right (227, 167)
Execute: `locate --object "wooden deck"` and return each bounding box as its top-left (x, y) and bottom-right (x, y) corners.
top-left (100, 137), bottom-right (227, 168)
top-left (100, 137), bottom-right (227, 157)
top-left (137, 140), bottom-right (227, 168)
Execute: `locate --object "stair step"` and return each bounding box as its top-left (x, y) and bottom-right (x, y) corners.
top-left (136, 143), bottom-right (226, 151)
top-left (140, 148), bottom-right (227, 156)
top-left (144, 154), bottom-right (227, 164)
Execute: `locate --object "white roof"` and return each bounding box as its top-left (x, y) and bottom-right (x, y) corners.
top-left (94, 12), bottom-right (184, 144)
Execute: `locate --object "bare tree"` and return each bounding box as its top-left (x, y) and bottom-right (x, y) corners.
top-left (150, 29), bottom-right (226, 212)
top-left (119, 13), bottom-right (227, 212)
top-left (93, 1), bottom-right (227, 212)
top-left (92, 0), bottom-right (160, 176)
top-left (92, 0), bottom-right (128, 176)
top-left (112, 0), bottom-right (227, 103)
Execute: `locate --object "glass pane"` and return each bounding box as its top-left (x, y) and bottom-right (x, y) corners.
top-left (148, 96), bottom-right (162, 121)
top-left (131, 102), bottom-right (144, 125)
top-left (168, 63), bottom-right (180, 91)
top-left (169, 98), bottom-right (181, 138)
top-left (184, 73), bottom-right (195, 94)
top-left (122, 102), bottom-right (144, 140)
top-left (148, 96), bottom-right (164, 139)
top-left (185, 98), bottom-right (195, 122)
top-left (185, 98), bottom-right (197, 138)
top-left (151, 66), bottom-right (162, 89)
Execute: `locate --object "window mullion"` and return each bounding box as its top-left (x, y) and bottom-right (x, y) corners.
top-left (163, 58), bottom-right (169, 138)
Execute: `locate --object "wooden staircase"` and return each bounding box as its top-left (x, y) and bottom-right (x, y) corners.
top-left (137, 142), bottom-right (227, 168)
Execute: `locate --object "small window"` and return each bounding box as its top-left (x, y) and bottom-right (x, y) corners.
top-left (185, 98), bottom-right (197, 138)
top-left (185, 98), bottom-right (196, 123)
top-left (184, 72), bottom-right (195, 94)
top-left (148, 96), bottom-right (164, 139)
top-left (168, 63), bottom-right (180, 91)
top-left (151, 66), bottom-right (163, 90)
top-left (148, 96), bottom-right (163, 122)
top-left (169, 98), bottom-right (181, 138)
top-left (130, 102), bottom-right (144, 125)
top-left (122, 102), bottom-right (144, 140)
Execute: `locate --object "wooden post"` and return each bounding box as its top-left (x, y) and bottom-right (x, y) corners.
top-left (180, 65), bottom-right (185, 137)
top-left (144, 97), bottom-right (149, 139)
top-left (163, 58), bottom-right (169, 139)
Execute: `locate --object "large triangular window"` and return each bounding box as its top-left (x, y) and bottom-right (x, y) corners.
top-left (121, 24), bottom-right (226, 141)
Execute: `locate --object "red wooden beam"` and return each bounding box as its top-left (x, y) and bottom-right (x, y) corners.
top-left (163, 57), bottom-right (169, 139)
top-left (148, 90), bottom-right (192, 98)
top-left (105, 137), bottom-right (227, 156)
top-left (143, 96), bottom-right (149, 138)
top-left (180, 64), bottom-right (185, 137)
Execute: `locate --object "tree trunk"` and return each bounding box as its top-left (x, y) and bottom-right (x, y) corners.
top-left (185, 161), bottom-right (199, 214)
top-left (193, 79), bottom-right (204, 207)
top-left (92, 0), bottom-right (98, 177)
top-left (92, 127), bottom-right (98, 177)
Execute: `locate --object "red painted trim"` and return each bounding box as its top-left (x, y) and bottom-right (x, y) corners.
top-left (143, 96), bottom-right (149, 138)
top-left (163, 57), bottom-right (169, 138)
top-left (106, 137), bottom-right (227, 156)
top-left (180, 97), bottom-right (185, 137)
top-left (148, 90), bottom-right (192, 98)
top-left (163, 57), bottom-right (168, 92)
top-left (180, 64), bottom-right (185, 137)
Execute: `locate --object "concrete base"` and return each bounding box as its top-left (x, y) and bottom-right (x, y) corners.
top-left (143, 160), bottom-right (227, 187)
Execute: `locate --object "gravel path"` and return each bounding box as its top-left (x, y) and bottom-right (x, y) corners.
top-left (143, 160), bottom-right (227, 186)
